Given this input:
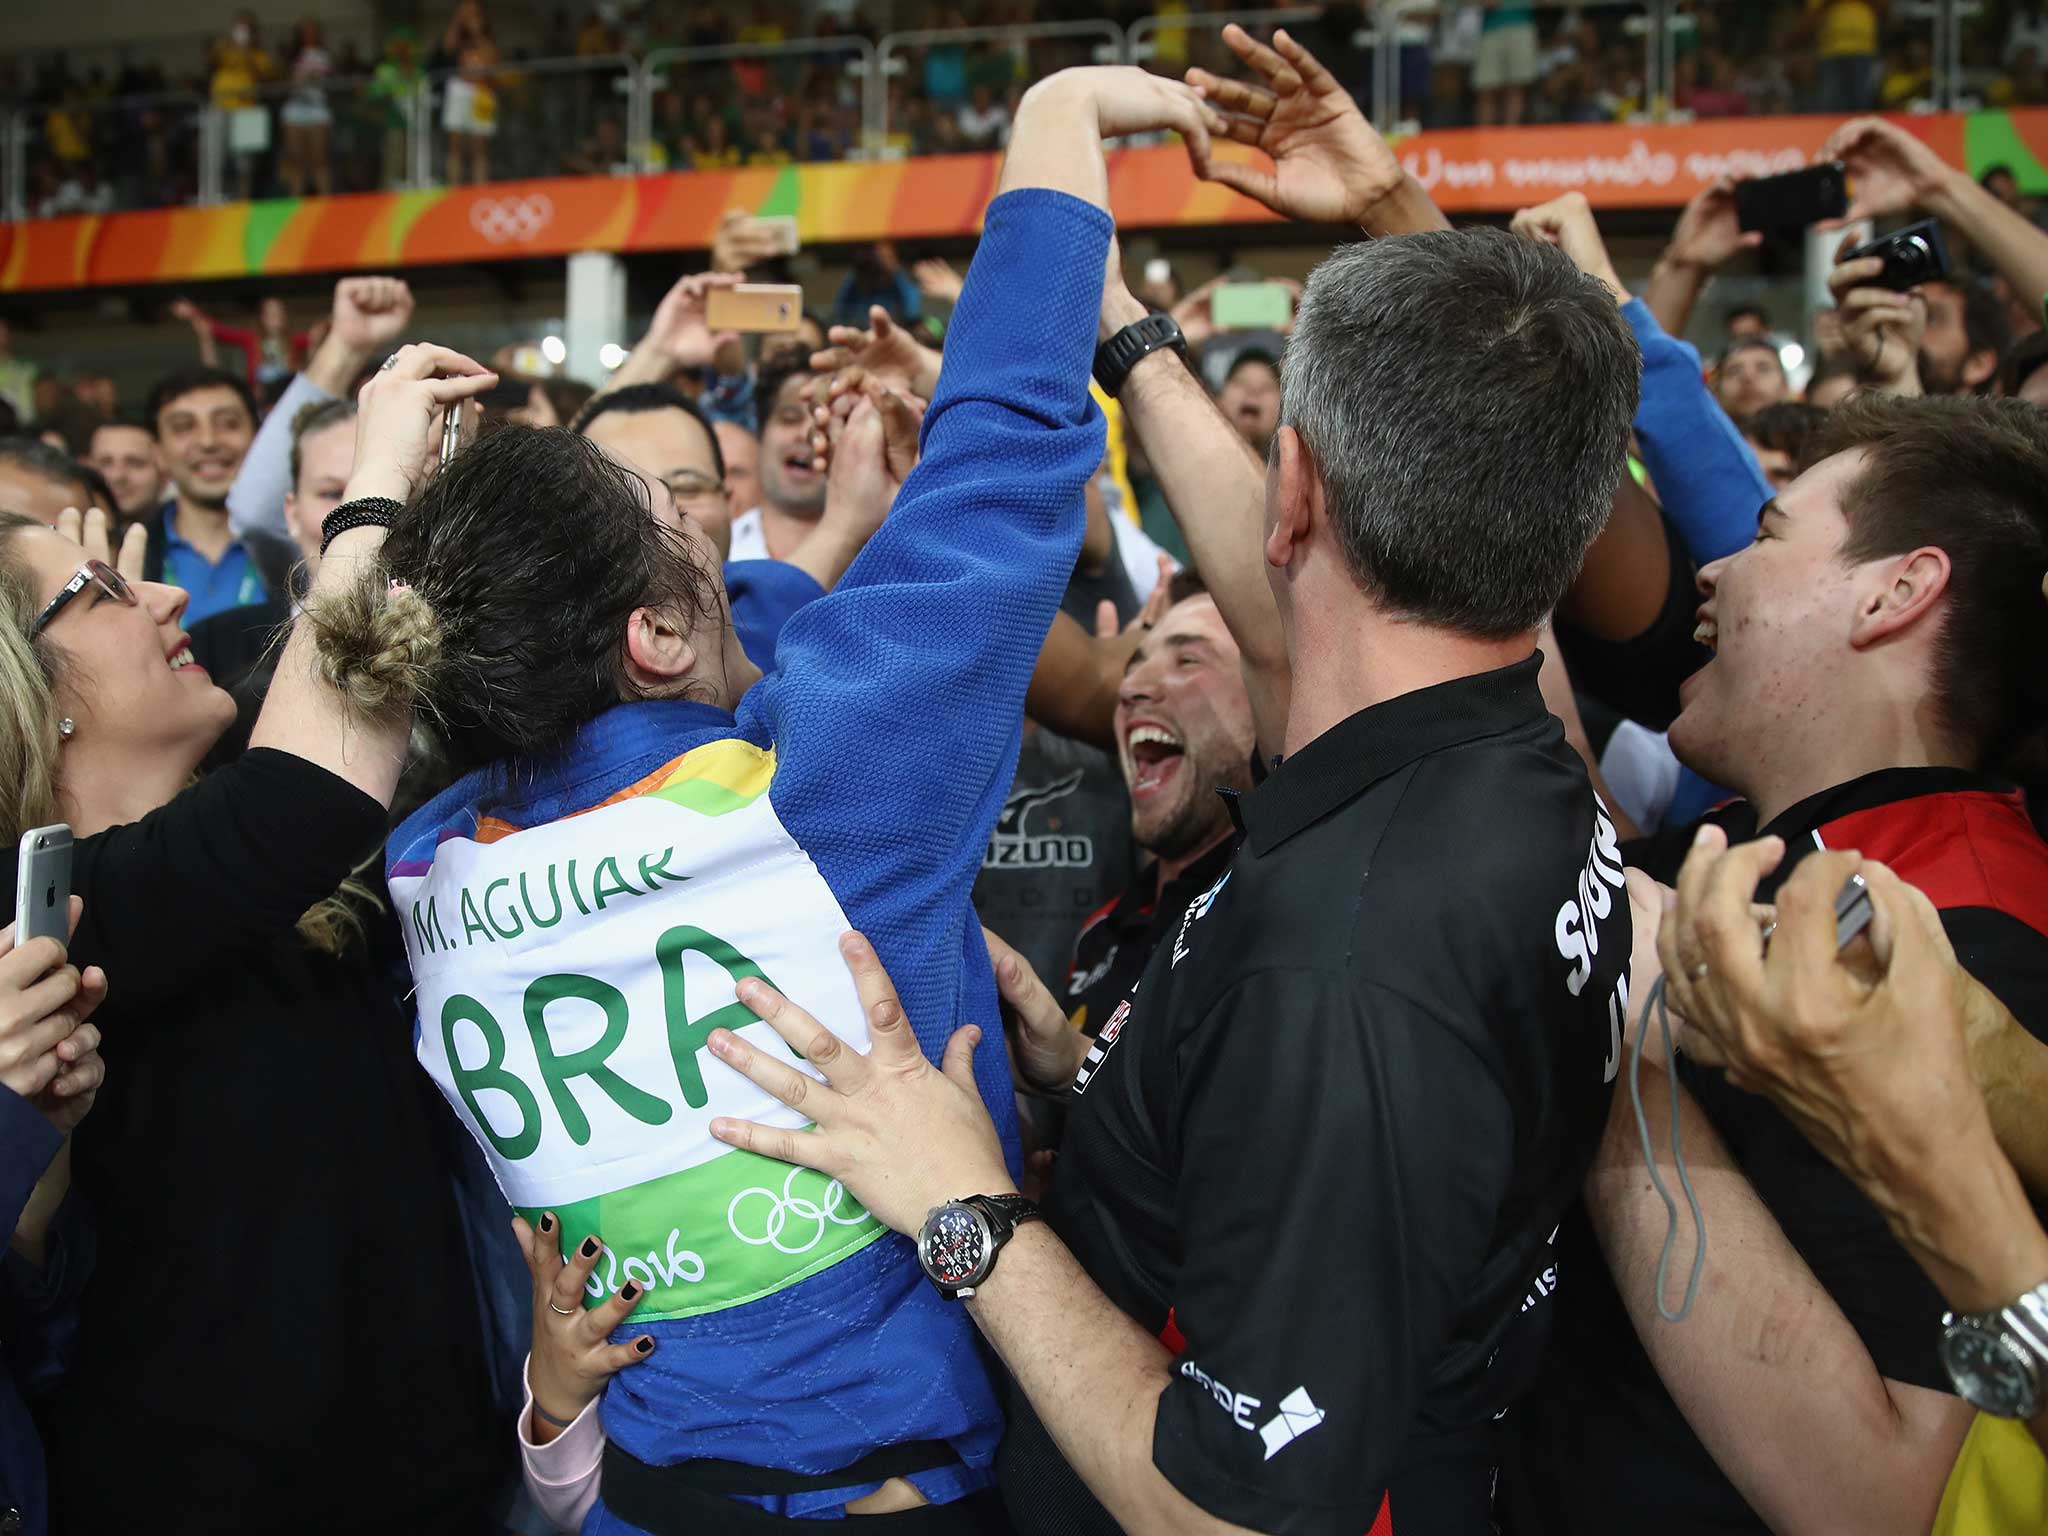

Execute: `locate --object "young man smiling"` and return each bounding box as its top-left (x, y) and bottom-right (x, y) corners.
top-left (140, 366), bottom-right (285, 623)
top-left (1514, 396), bottom-right (2048, 1536)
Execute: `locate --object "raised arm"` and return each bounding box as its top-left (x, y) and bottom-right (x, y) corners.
top-left (1829, 115), bottom-right (2048, 319)
top-left (602, 270), bottom-right (742, 395)
top-left (752, 66), bottom-right (1223, 831)
top-left (1189, 25), bottom-right (1448, 238)
top-left (229, 277), bottom-right (416, 542)
top-left (268, 343), bottom-right (497, 807)
top-left (1640, 177), bottom-right (1762, 340)
top-left (1515, 192), bottom-right (1768, 566)
top-left (1097, 270), bottom-right (1289, 759)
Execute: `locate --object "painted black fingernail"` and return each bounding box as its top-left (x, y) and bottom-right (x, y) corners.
top-left (635, 1336), bottom-right (654, 1354)
top-left (619, 1281), bottom-right (641, 1302)
top-left (579, 1236), bottom-right (599, 1259)
top-left (538, 1213), bottom-right (554, 1233)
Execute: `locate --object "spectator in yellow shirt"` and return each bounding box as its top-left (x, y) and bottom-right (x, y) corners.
top-left (1803, 0), bottom-right (1883, 111)
top-left (211, 12), bottom-right (278, 201)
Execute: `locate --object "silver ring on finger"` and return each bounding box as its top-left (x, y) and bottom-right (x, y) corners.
top-left (1688, 962), bottom-right (1709, 983)
top-left (379, 353), bottom-right (400, 371)
top-left (548, 1300), bottom-right (578, 1316)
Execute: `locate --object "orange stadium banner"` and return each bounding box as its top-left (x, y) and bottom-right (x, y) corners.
top-left (3, 109), bottom-right (2045, 292)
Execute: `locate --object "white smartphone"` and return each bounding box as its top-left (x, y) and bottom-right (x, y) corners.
top-left (14, 825), bottom-right (73, 947)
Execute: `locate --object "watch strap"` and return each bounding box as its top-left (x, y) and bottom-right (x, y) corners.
top-left (1093, 314), bottom-right (1187, 398)
top-left (320, 496), bottom-right (404, 554)
top-left (964, 1192), bottom-right (1043, 1242)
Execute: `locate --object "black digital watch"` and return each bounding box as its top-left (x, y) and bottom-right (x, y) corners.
top-left (1092, 313), bottom-right (1187, 398)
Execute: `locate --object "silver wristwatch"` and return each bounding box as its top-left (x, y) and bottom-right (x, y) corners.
top-left (1938, 1279), bottom-right (2048, 1419)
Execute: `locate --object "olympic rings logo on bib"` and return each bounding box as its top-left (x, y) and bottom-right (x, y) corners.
top-left (729, 1167), bottom-right (873, 1256)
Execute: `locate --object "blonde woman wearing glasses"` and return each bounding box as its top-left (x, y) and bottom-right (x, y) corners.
top-left (0, 344), bottom-right (504, 1535)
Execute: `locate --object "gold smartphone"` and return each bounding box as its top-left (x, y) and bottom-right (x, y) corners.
top-left (706, 284), bottom-right (805, 333)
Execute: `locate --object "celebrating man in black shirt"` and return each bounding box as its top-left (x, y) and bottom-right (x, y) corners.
top-left (700, 53), bottom-right (1644, 1536)
top-left (1061, 571), bottom-right (1251, 1035)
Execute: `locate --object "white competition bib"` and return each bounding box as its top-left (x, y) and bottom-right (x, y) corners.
top-left (390, 740), bottom-right (886, 1320)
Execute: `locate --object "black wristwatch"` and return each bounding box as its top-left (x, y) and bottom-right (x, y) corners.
top-left (320, 496), bottom-right (405, 554)
top-left (915, 1194), bottom-right (1042, 1300)
top-left (1093, 314), bottom-right (1186, 397)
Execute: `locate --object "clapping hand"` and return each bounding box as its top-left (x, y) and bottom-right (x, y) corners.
top-left (1189, 25), bottom-right (1406, 227)
top-left (513, 1213), bottom-right (654, 1444)
top-left (818, 385), bottom-right (924, 543)
top-left (808, 306), bottom-right (943, 401)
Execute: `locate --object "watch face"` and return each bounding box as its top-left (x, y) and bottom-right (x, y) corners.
top-left (1941, 1322), bottom-right (2040, 1418)
top-left (920, 1203), bottom-right (992, 1290)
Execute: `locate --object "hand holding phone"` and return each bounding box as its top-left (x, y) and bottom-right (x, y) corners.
top-left (1757, 872), bottom-right (1872, 953)
top-left (734, 215), bottom-right (800, 259)
top-left (0, 844), bottom-right (107, 1129)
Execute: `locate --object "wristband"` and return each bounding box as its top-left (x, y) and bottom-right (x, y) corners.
top-left (1093, 314), bottom-right (1187, 398)
top-left (530, 1398), bottom-right (581, 1430)
top-left (320, 497), bottom-right (404, 555)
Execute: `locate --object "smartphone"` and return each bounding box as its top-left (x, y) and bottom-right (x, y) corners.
top-left (1757, 872), bottom-right (1872, 953)
top-left (706, 283), bottom-right (805, 333)
top-left (1837, 218), bottom-right (1953, 292)
top-left (1734, 161), bottom-right (1848, 234)
top-left (13, 825), bottom-right (72, 948)
top-left (1831, 873), bottom-right (1875, 949)
top-left (1211, 281), bottom-right (1293, 332)
top-left (736, 215), bottom-right (800, 258)
top-left (440, 402), bottom-right (463, 467)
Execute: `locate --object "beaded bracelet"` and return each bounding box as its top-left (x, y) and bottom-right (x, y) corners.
top-left (319, 496), bottom-right (405, 555)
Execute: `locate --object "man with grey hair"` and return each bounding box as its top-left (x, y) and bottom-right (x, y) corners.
top-left (699, 36), bottom-right (1649, 1536)
top-left (977, 219), bottom-right (1645, 1536)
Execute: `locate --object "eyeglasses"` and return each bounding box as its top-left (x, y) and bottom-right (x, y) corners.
top-left (29, 560), bottom-right (136, 640)
top-left (669, 473), bottom-right (728, 505)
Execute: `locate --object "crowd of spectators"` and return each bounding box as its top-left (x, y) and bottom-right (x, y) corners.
top-left (12, 0), bottom-right (2048, 215)
top-left (1, 20), bottom-right (2047, 1535)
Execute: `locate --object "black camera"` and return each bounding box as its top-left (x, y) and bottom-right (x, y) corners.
top-left (1838, 219), bottom-right (1953, 292)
